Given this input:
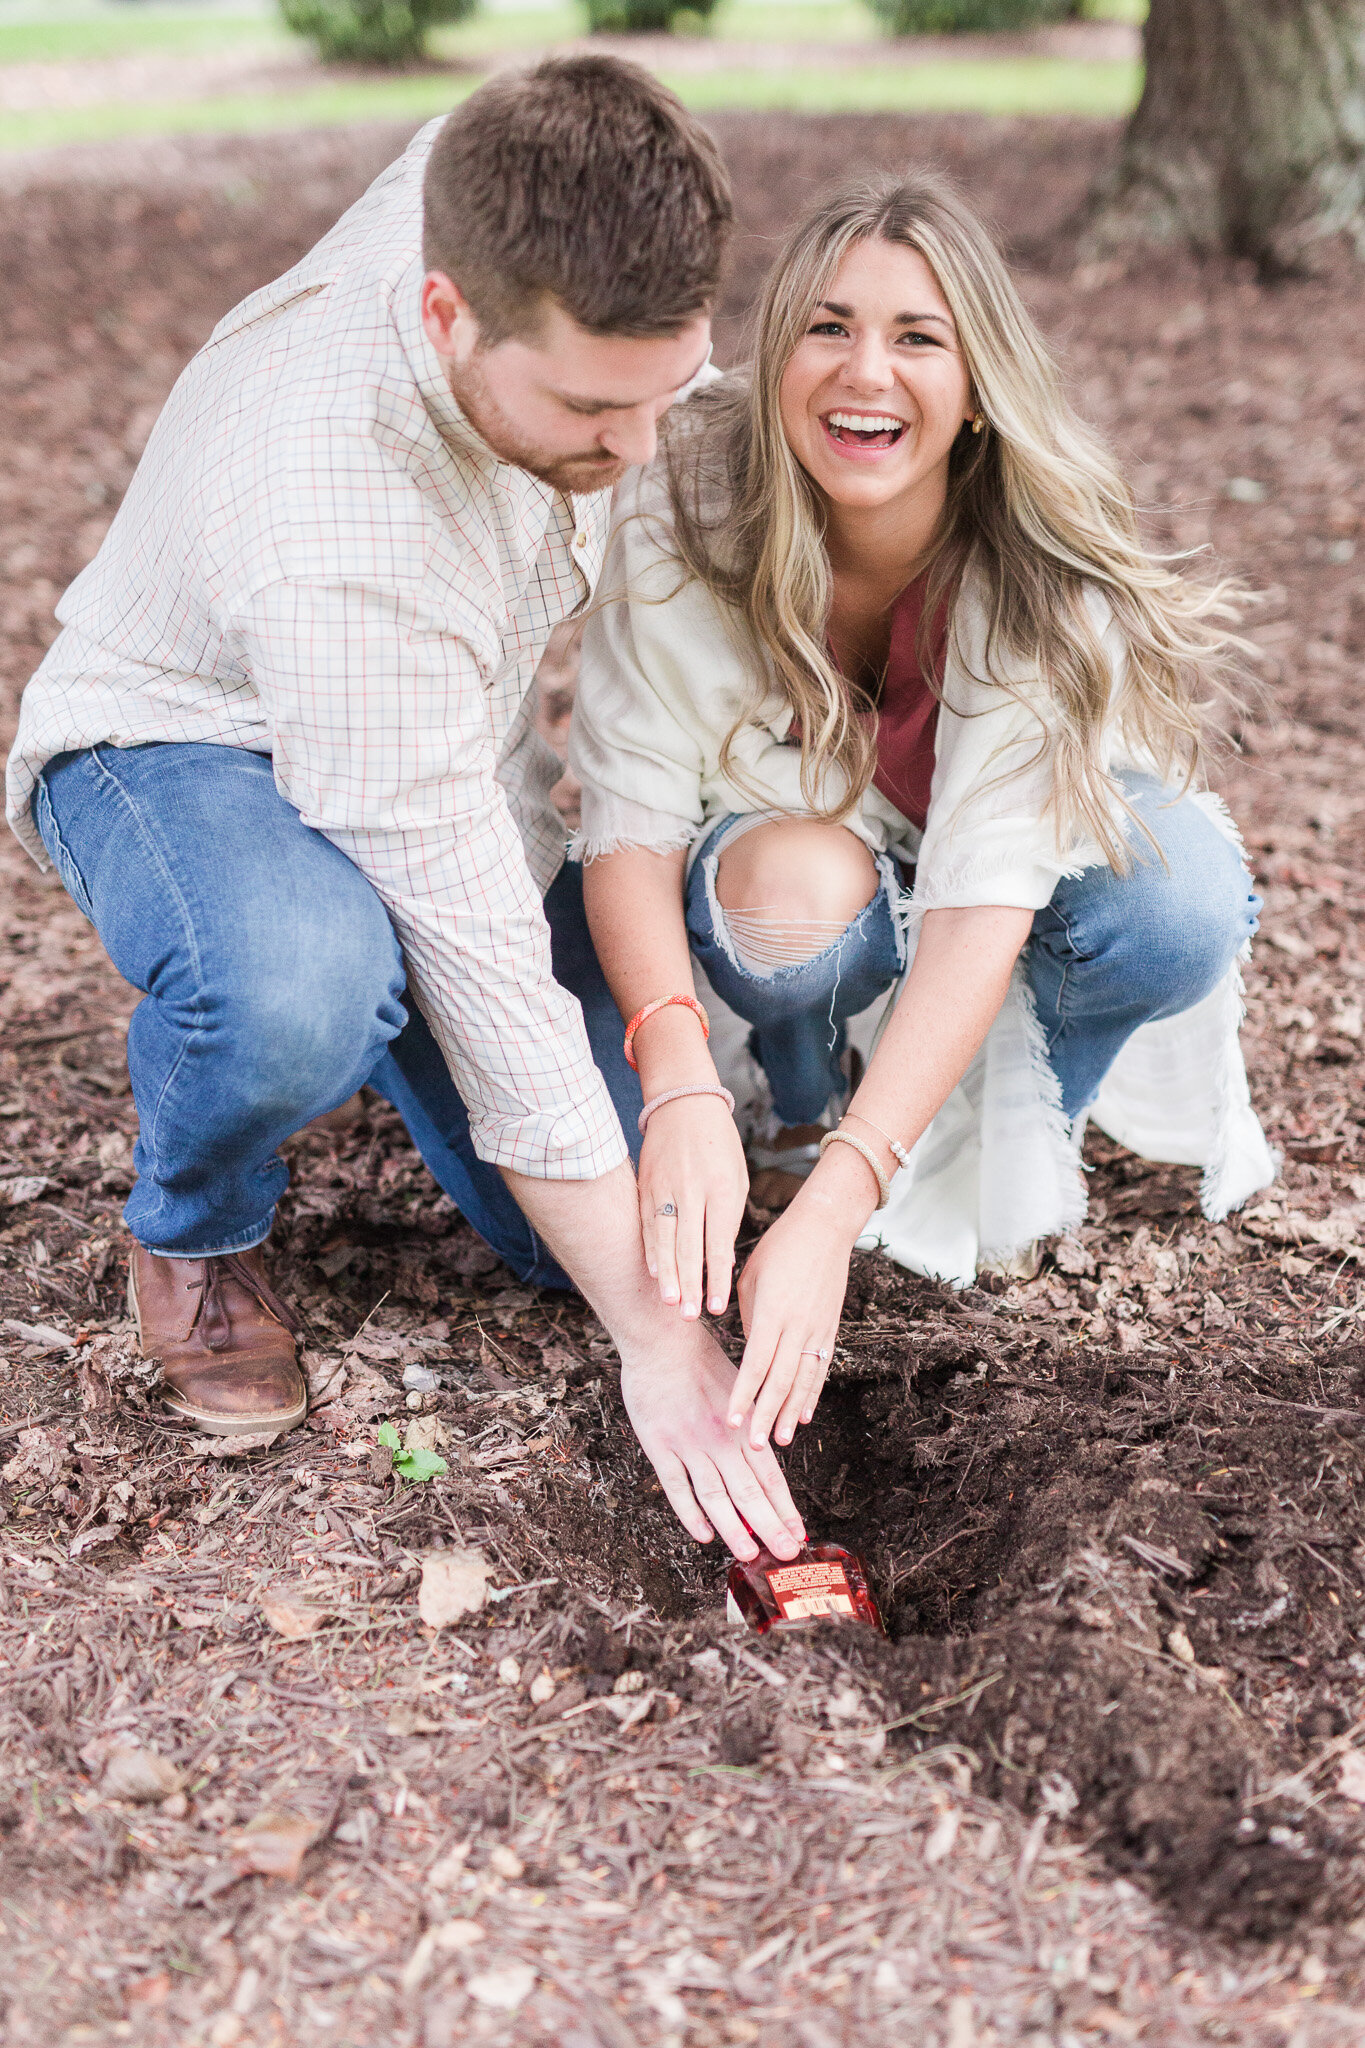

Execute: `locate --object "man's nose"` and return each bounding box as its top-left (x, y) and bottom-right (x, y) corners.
top-left (598, 408), bottom-right (659, 468)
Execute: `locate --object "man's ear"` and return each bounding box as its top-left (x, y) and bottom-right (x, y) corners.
top-left (421, 270), bottom-right (479, 366)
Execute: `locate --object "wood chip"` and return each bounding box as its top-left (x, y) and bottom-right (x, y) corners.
top-left (1336, 1748), bottom-right (1365, 1804)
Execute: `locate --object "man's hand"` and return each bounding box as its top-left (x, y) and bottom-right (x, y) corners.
top-left (502, 1160), bottom-right (804, 1561)
top-left (619, 1336), bottom-right (806, 1562)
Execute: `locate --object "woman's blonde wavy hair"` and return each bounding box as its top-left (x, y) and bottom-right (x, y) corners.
top-left (660, 167), bottom-right (1246, 870)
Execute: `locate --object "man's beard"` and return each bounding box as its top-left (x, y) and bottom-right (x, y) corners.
top-left (446, 354), bottom-right (626, 495)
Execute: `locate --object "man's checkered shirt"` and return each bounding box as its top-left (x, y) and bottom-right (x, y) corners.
top-left (6, 121), bottom-right (627, 1181)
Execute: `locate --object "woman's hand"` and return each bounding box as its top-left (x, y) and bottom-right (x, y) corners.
top-left (730, 1145), bottom-right (874, 1447)
top-left (638, 1094), bottom-right (751, 1318)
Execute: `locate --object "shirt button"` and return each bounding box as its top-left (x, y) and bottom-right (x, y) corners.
top-left (573, 531), bottom-right (587, 549)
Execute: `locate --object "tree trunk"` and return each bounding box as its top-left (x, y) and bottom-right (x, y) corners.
top-left (1090, 0), bottom-right (1365, 270)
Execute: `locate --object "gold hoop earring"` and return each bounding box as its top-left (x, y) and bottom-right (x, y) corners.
top-left (971, 412), bottom-right (985, 435)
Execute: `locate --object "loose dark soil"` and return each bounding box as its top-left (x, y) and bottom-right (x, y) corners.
top-left (4, 109), bottom-right (1365, 2046)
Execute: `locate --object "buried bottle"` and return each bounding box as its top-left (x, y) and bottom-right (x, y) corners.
top-left (727, 1537), bottom-right (885, 1636)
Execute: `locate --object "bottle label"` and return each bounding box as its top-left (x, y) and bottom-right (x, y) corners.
top-left (765, 1560), bottom-right (855, 1621)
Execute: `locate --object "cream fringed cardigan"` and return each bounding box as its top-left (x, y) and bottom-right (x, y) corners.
top-left (568, 461), bottom-right (1277, 1286)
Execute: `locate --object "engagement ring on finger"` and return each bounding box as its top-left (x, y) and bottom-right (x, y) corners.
top-left (656, 1202), bottom-right (677, 1217)
top-left (800, 1347), bottom-right (830, 1361)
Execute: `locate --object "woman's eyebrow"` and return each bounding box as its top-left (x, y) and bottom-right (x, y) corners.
top-left (816, 300), bottom-right (954, 327)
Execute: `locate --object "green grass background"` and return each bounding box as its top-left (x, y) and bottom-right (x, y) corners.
top-left (0, 0), bottom-right (1145, 152)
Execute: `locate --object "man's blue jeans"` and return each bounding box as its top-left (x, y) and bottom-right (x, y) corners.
top-left (686, 775), bottom-right (1261, 1126)
top-left (34, 742), bottom-right (643, 1288)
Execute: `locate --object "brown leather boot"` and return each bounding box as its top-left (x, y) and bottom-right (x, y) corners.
top-left (128, 1244), bottom-right (307, 1436)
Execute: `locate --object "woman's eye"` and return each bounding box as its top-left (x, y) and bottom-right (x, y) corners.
top-left (808, 321), bottom-right (847, 338)
top-left (898, 330), bottom-right (939, 347)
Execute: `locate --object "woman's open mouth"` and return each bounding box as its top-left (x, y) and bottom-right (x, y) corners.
top-left (821, 410), bottom-right (907, 454)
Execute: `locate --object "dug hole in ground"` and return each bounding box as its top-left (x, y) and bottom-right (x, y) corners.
top-left (3, 109), bottom-right (1365, 2048)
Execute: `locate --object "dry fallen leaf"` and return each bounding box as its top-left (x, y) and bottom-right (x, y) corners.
top-left (1052, 1236), bottom-right (1096, 1277)
top-left (404, 1413), bottom-right (448, 1453)
top-left (229, 1809), bottom-right (322, 1881)
top-left (305, 1353), bottom-right (347, 1408)
top-left (418, 1547), bottom-right (491, 1627)
top-left (2, 1424), bottom-right (71, 1485)
top-left (76, 1356), bottom-right (115, 1411)
top-left (102, 1746), bottom-right (184, 1804)
top-left (70, 1522), bottom-right (127, 1559)
top-left (259, 1591), bottom-right (331, 1641)
top-left (201, 1431), bottom-right (281, 1457)
top-left (1336, 1748), bottom-right (1365, 1804)
top-left (467, 1963), bottom-right (536, 2012)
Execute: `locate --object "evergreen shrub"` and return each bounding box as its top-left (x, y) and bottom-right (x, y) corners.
top-left (279, 0), bottom-right (476, 66)
top-left (583, 0), bottom-right (718, 35)
top-left (870, 0), bottom-right (1075, 34)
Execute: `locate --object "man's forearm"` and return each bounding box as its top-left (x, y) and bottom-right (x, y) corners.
top-left (500, 1160), bottom-right (687, 1356)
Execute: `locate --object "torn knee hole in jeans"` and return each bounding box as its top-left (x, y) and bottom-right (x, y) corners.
top-left (716, 906), bottom-right (854, 979)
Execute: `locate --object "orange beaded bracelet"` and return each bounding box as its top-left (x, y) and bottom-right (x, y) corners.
top-left (623, 993), bottom-right (710, 1071)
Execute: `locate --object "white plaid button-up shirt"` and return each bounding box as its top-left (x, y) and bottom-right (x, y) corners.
top-left (7, 119), bottom-right (628, 1181)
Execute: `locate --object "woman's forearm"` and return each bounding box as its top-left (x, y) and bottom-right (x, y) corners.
top-left (582, 844), bottom-right (748, 1318)
top-left (730, 904), bottom-right (1036, 1446)
top-left (799, 903), bottom-right (1035, 1236)
top-left (582, 846), bottom-right (719, 1091)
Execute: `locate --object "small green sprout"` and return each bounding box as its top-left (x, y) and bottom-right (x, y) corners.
top-left (377, 1420), bottom-right (448, 1485)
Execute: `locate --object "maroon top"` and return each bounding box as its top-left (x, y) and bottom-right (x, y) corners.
top-left (863, 569), bottom-right (946, 835)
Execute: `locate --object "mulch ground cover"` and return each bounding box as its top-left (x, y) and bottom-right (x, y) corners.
top-left (3, 110), bottom-right (1365, 2047)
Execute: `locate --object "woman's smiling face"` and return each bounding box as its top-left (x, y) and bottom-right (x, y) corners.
top-left (778, 235), bottom-right (974, 521)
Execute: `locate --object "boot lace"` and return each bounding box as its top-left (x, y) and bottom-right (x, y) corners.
top-left (189, 1253), bottom-right (303, 1352)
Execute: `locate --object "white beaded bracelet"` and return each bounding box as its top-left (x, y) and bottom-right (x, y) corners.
top-left (818, 1127), bottom-right (892, 1209)
top-left (844, 1109), bottom-right (912, 1171)
top-left (638, 1082), bottom-right (737, 1136)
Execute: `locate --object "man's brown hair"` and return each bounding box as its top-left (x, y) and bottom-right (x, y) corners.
top-left (422, 56), bottom-right (732, 344)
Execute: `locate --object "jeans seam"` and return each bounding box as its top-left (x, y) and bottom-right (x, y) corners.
top-left (33, 776), bottom-right (97, 922)
top-left (88, 746), bottom-right (216, 1240)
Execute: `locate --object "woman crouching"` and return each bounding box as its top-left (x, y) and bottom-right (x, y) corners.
top-left (570, 169), bottom-right (1275, 1455)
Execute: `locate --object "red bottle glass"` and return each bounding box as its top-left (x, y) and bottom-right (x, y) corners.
top-left (727, 1539), bottom-right (884, 1636)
